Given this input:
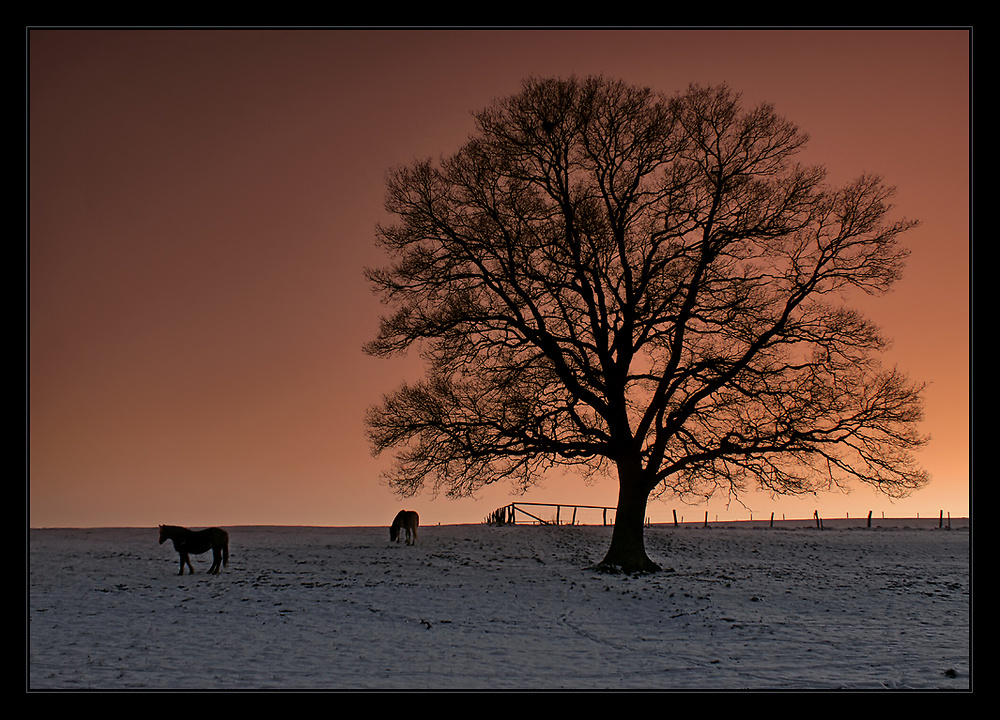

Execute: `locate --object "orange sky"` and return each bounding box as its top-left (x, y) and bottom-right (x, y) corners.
top-left (28, 28), bottom-right (971, 528)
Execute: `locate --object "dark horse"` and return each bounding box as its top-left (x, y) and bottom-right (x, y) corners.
top-left (390, 510), bottom-right (419, 545)
top-left (159, 525), bottom-right (229, 575)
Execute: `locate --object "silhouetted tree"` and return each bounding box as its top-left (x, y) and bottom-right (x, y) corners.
top-left (365, 77), bottom-right (928, 573)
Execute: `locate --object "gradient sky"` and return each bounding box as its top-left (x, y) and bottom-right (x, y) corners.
top-left (28, 28), bottom-right (971, 529)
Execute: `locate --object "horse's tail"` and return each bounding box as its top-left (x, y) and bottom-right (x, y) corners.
top-left (223, 533), bottom-right (229, 568)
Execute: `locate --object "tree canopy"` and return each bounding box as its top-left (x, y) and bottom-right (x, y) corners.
top-left (364, 76), bottom-right (928, 572)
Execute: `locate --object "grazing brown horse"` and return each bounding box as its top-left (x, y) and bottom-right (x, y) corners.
top-left (159, 525), bottom-right (229, 575)
top-left (390, 510), bottom-right (419, 545)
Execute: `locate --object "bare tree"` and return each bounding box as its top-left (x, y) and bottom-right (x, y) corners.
top-left (365, 77), bottom-right (928, 573)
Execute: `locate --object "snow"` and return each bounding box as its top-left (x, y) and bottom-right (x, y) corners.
top-left (28, 520), bottom-right (970, 690)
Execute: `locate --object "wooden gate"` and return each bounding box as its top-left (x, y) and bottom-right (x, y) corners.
top-left (485, 502), bottom-right (617, 526)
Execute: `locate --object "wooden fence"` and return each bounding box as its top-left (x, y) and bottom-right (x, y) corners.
top-left (485, 504), bottom-right (965, 530)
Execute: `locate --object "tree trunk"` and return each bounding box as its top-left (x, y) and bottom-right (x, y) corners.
top-left (596, 463), bottom-right (660, 574)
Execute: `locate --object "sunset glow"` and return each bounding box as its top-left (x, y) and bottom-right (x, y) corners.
top-left (28, 28), bottom-right (970, 529)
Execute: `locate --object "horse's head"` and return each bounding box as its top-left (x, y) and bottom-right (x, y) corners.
top-left (158, 525), bottom-right (167, 544)
top-left (389, 526), bottom-right (399, 542)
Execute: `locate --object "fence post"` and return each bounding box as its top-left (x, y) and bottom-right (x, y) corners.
top-left (867, 510), bottom-right (873, 528)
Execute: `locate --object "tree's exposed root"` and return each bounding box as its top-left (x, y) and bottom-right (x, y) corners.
top-left (590, 558), bottom-right (665, 576)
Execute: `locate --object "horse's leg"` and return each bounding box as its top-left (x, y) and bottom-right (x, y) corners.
top-left (178, 553), bottom-right (187, 575)
top-left (209, 547), bottom-right (221, 574)
top-left (183, 553), bottom-right (195, 574)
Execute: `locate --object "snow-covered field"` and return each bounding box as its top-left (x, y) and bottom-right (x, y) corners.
top-left (28, 520), bottom-right (970, 690)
